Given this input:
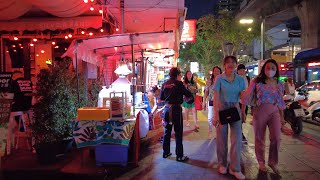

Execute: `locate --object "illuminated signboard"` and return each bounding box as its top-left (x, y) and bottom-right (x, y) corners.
top-left (181, 20), bottom-right (196, 42)
top-left (308, 62), bottom-right (320, 67)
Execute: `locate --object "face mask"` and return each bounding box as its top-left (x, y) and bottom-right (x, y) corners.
top-left (265, 70), bottom-right (276, 78)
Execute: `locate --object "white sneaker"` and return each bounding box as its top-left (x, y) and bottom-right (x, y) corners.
top-left (218, 166), bottom-right (227, 174)
top-left (229, 169), bottom-right (245, 180)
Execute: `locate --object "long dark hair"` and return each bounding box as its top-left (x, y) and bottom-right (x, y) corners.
top-left (255, 59), bottom-right (280, 84)
top-left (184, 70), bottom-right (195, 84)
top-left (210, 66), bottom-right (222, 84)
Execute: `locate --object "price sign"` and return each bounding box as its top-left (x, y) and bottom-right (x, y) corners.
top-left (0, 73), bottom-right (12, 92)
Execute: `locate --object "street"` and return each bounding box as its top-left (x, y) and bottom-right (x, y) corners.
top-left (118, 111), bottom-right (320, 180)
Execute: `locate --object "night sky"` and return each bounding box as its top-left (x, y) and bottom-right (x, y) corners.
top-left (185, 0), bottom-right (218, 19)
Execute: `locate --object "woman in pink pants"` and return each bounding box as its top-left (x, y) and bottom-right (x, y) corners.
top-left (242, 59), bottom-right (285, 175)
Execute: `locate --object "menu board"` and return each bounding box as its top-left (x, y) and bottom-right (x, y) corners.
top-left (0, 73), bottom-right (12, 92)
top-left (0, 93), bottom-right (13, 157)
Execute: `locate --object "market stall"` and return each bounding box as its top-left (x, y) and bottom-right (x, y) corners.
top-left (63, 31), bottom-right (176, 166)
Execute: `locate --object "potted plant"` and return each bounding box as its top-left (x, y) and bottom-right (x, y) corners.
top-left (31, 61), bottom-right (78, 164)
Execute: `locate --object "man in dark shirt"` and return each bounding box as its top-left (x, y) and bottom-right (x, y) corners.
top-left (160, 67), bottom-right (193, 162)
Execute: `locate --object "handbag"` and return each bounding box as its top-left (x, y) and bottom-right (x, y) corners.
top-left (219, 107), bottom-right (240, 125)
top-left (195, 95), bottom-right (203, 110)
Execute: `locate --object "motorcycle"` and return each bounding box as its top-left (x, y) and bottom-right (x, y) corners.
top-left (294, 89), bottom-right (320, 123)
top-left (283, 95), bottom-right (304, 134)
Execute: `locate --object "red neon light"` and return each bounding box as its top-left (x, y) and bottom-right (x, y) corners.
top-left (181, 20), bottom-right (196, 43)
top-left (308, 62), bottom-right (320, 67)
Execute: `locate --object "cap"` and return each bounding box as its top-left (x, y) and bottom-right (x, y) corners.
top-left (237, 64), bottom-right (246, 71)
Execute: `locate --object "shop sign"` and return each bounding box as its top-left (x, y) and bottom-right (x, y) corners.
top-left (0, 73), bottom-right (12, 92)
top-left (181, 20), bottom-right (196, 42)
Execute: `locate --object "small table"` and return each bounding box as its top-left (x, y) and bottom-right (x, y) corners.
top-left (72, 117), bottom-right (140, 166)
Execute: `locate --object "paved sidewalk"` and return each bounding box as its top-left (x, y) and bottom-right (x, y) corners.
top-left (118, 111), bottom-right (320, 180)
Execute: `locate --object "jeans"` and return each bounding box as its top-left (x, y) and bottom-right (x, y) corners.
top-left (207, 102), bottom-right (214, 132)
top-left (163, 105), bottom-right (184, 158)
top-left (216, 120), bottom-right (242, 172)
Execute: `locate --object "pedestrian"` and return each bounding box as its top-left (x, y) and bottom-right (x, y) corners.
top-left (149, 85), bottom-right (165, 141)
top-left (203, 66), bottom-right (222, 139)
top-left (242, 59), bottom-right (285, 175)
top-left (160, 67), bottom-right (193, 162)
top-left (284, 77), bottom-right (295, 97)
top-left (237, 64), bottom-right (250, 144)
top-left (182, 70), bottom-right (199, 130)
top-left (213, 56), bottom-right (246, 180)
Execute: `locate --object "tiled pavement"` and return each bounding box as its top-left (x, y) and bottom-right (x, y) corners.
top-left (2, 111), bottom-right (320, 180)
top-left (117, 111), bottom-right (320, 180)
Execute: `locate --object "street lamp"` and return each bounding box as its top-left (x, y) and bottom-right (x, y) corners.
top-left (239, 19), bottom-right (253, 24)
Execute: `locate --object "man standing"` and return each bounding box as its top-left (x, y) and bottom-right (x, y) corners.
top-left (160, 67), bottom-right (193, 162)
top-left (237, 64), bottom-right (250, 144)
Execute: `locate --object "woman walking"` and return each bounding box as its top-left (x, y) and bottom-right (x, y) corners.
top-left (203, 66), bottom-right (222, 139)
top-left (182, 70), bottom-right (199, 129)
top-left (213, 56), bottom-right (246, 180)
top-left (242, 59), bottom-right (285, 175)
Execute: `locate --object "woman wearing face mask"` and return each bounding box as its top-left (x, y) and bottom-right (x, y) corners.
top-left (213, 56), bottom-right (246, 180)
top-left (242, 59), bottom-right (285, 175)
top-left (203, 66), bottom-right (222, 139)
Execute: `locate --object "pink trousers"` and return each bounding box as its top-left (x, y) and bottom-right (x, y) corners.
top-left (252, 104), bottom-right (281, 166)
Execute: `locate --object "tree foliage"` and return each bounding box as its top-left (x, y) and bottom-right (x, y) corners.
top-left (197, 13), bottom-right (260, 57)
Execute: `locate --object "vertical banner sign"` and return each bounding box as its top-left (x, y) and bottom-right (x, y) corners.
top-left (0, 93), bottom-right (13, 157)
top-left (0, 73), bottom-right (12, 92)
top-left (181, 20), bottom-right (197, 43)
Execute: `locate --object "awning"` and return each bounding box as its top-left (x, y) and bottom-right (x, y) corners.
top-left (294, 48), bottom-right (320, 60)
top-left (0, 16), bottom-right (102, 31)
top-left (62, 31), bottom-right (176, 66)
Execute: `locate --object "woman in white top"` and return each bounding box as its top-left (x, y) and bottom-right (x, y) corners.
top-left (203, 66), bottom-right (222, 139)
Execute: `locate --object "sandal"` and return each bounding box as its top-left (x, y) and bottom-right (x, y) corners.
top-left (268, 164), bottom-right (281, 175)
top-left (163, 153), bottom-right (172, 158)
top-left (176, 156), bottom-right (189, 162)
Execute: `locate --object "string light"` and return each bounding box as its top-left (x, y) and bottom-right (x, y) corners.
top-left (81, 31), bottom-right (85, 34)
top-left (20, 46), bottom-right (23, 49)
top-left (19, 44), bottom-right (22, 46)
top-left (41, 50), bottom-right (45, 53)
top-left (90, 0), bottom-right (94, 2)
top-left (68, 34), bottom-right (72, 38)
top-left (65, 36), bottom-right (68, 39)
top-left (12, 45), bottom-right (16, 48)
top-left (54, 46), bottom-right (59, 49)
top-left (99, 9), bottom-right (103, 14)
top-left (14, 37), bottom-right (18, 40)
top-left (90, 6), bottom-right (94, 11)
top-left (83, 0), bottom-right (88, 3)
top-left (33, 38), bottom-right (37, 42)
top-left (100, 29), bottom-right (104, 32)
top-left (116, 28), bottom-right (119, 32)
top-left (52, 41), bottom-right (56, 45)
top-left (36, 54), bottom-right (39, 57)
top-left (13, 50), bottom-right (17, 52)
top-left (89, 32), bottom-right (93, 36)
top-left (30, 43), bottom-right (34, 47)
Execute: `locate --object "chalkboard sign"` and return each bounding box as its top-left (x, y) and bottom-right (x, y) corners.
top-left (0, 73), bottom-right (12, 92)
top-left (0, 93), bottom-right (13, 157)
top-left (0, 94), bottom-right (13, 128)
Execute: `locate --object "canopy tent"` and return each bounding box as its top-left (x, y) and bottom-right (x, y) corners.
top-left (62, 31), bottom-right (177, 108)
top-left (62, 31), bottom-right (176, 66)
top-left (0, 0), bottom-right (185, 34)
